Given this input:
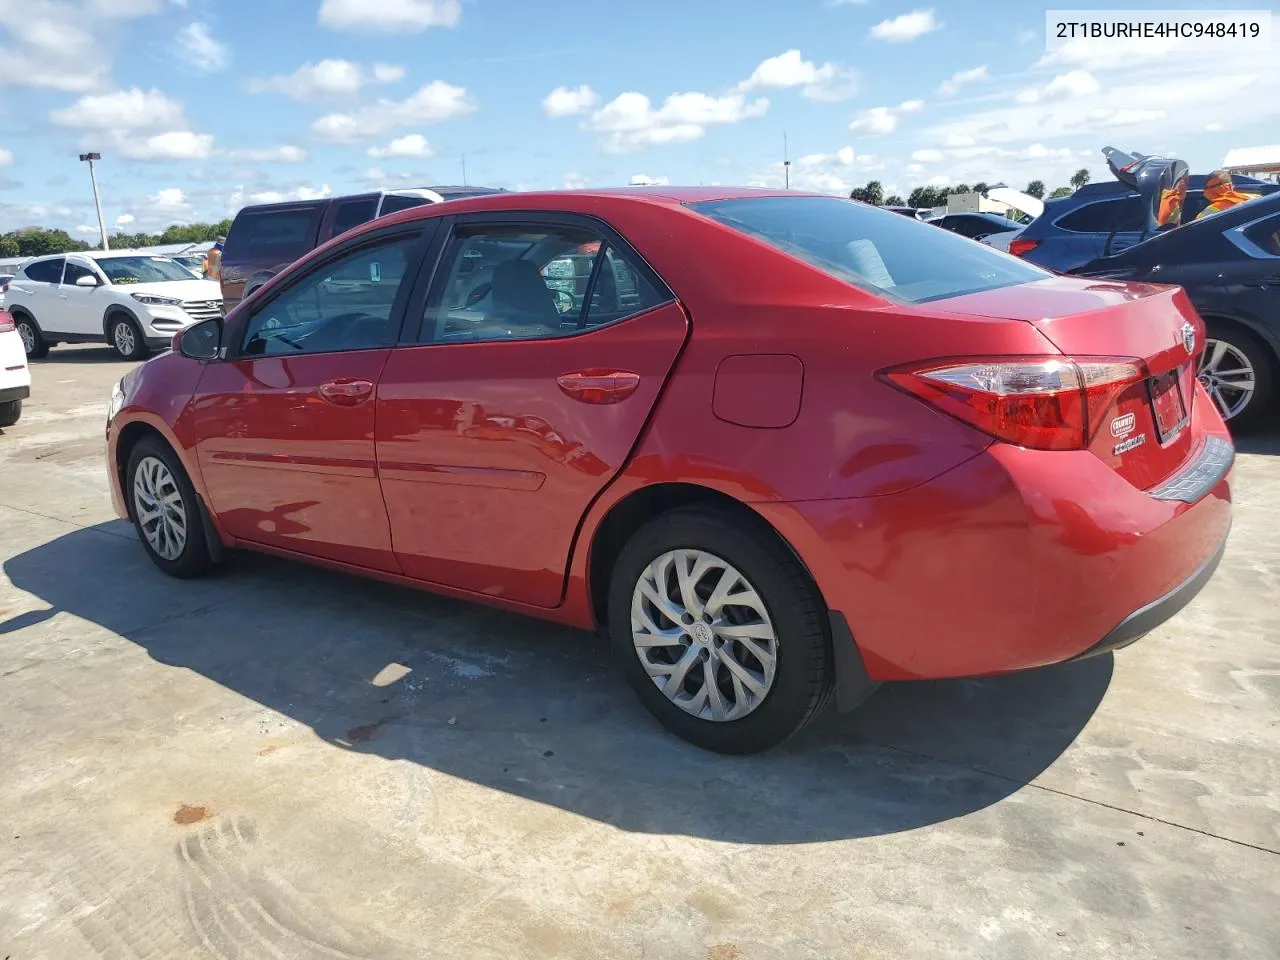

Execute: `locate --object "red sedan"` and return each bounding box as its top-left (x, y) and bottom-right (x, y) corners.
top-left (106, 188), bottom-right (1233, 754)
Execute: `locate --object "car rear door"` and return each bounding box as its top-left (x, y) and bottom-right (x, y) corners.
top-left (190, 222), bottom-right (435, 572)
top-left (13, 258), bottom-right (64, 329)
top-left (317, 194), bottom-right (379, 244)
top-left (375, 213), bottom-right (689, 608)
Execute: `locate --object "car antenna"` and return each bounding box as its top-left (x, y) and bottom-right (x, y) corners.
top-left (783, 132), bottom-right (790, 190)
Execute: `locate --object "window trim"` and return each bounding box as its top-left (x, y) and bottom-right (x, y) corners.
top-left (223, 221), bottom-right (437, 361)
top-left (407, 210), bottom-right (676, 346)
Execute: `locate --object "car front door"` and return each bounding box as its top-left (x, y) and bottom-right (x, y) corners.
top-left (189, 223), bottom-right (434, 572)
top-left (58, 259), bottom-right (107, 336)
top-left (375, 215), bottom-right (689, 608)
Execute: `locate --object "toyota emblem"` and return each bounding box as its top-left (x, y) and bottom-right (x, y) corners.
top-left (1181, 321), bottom-right (1197, 355)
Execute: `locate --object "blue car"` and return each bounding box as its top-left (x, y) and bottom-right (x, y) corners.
top-left (1011, 169), bottom-right (1279, 272)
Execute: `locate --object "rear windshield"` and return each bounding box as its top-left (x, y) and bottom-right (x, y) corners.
top-left (693, 196), bottom-right (1048, 304)
top-left (226, 207), bottom-right (319, 258)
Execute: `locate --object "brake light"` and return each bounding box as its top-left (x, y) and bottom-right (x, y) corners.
top-left (883, 356), bottom-right (1144, 451)
top-left (1008, 237), bottom-right (1039, 258)
top-left (0, 311), bottom-right (13, 333)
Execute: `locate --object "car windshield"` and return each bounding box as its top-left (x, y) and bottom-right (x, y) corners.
top-left (693, 196), bottom-right (1049, 304)
top-left (97, 256), bottom-right (198, 285)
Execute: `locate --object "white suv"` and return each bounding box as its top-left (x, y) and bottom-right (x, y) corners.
top-left (0, 309), bottom-right (30, 426)
top-left (6, 251), bottom-right (223, 360)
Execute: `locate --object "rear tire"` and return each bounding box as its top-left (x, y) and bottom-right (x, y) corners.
top-left (14, 314), bottom-right (48, 359)
top-left (1200, 321), bottom-right (1273, 429)
top-left (608, 506), bottom-right (833, 754)
top-left (109, 315), bottom-right (148, 361)
top-left (0, 399), bottom-right (20, 427)
top-left (126, 436), bottom-right (216, 578)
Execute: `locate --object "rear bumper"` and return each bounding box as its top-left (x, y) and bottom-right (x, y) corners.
top-left (755, 425), bottom-right (1233, 682)
top-left (0, 384), bottom-right (30, 404)
top-left (1070, 528), bottom-right (1228, 660)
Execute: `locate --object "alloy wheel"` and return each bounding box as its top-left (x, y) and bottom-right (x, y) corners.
top-left (630, 549), bottom-right (778, 722)
top-left (114, 322), bottom-right (137, 357)
top-left (1198, 338), bottom-right (1255, 421)
top-left (133, 456), bottom-right (187, 561)
top-left (17, 321), bottom-right (36, 354)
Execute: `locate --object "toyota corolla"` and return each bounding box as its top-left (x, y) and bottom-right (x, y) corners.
top-left (105, 188), bottom-right (1233, 754)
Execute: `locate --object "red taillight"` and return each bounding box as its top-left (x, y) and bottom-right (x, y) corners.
top-left (883, 356), bottom-right (1144, 451)
top-left (0, 311), bottom-right (13, 333)
top-left (1008, 237), bottom-right (1039, 258)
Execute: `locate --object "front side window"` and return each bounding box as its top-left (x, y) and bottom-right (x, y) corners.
top-left (62, 261), bottom-right (99, 285)
top-left (240, 233), bottom-right (418, 357)
top-left (97, 256), bottom-right (198, 285)
top-left (694, 196), bottom-right (1047, 304)
top-left (23, 258), bottom-right (64, 283)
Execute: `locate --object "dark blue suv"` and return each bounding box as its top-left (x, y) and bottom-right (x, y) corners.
top-left (1011, 174), bottom-right (1280, 271)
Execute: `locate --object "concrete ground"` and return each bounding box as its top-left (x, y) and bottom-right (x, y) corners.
top-left (1, 346), bottom-right (1277, 960)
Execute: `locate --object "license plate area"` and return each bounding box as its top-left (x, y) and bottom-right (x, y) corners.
top-left (1150, 368), bottom-right (1188, 443)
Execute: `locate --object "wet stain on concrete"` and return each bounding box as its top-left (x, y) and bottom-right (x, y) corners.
top-left (174, 804), bottom-right (208, 825)
top-left (343, 716), bottom-right (399, 745)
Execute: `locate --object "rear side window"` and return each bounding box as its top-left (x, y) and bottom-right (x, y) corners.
top-left (379, 194), bottom-right (431, 216)
top-left (329, 197), bottom-right (378, 238)
top-left (1056, 198), bottom-right (1144, 233)
top-left (23, 259), bottom-right (64, 283)
top-left (226, 208), bottom-right (320, 259)
top-left (1241, 214), bottom-right (1280, 257)
top-left (694, 196), bottom-right (1047, 304)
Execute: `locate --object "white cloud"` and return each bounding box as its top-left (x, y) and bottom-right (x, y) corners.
top-left (898, 99), bottom-right (924, 113)
top-left (177, 22), bottom-right (229, 73)
top-left (0, 0), bottom-right (165, 92)
top-left (564, 172), bottom-right (587, 190)
top-left (738, 49), bottom-right (858, 102)
top-left (51, 88), bottom-right (185, 130)
top-left (869, 9), bottom-right (939, 43)
top-left (311, 81), bottom-right (475, 141)
top-left (366, 133), bottom-right (433, 158)
top-left (939, 65), bottom-right (987, 95)
top-left (227, 145), bottom-right (308, 163)
top-left (373, 63), bottom-right (406, 83)
top-left (849, 107), bottom-right (898, 136)
top-left (911, 148), bottom-right (944, 162)
top-left (116, 213), bottom-right (135, 225)
top-left (0, 147), bottom-right (11, 168)
top-left (585, 90), bottom-right (768, 153)
top-left (629, 174), bottom-right (669, 186)
top-left (1020, 70), bottom-right (1102, 103)
top-left (319, 0), bottom-right (460, 32)
top-left (120, 131), bottom-right (214, 160)
top-left (837, 146), bottom-right (855, 165)
top-left (542, 84), bottom-right (600, 117)
top-left (232, 184), bottom-right (334, 206)
top-left (944, 132), bottom-right (975, 147)
top-left (1205, 122), bottom-right (1224, 132)
top-left (927, 174), bottom-right (951, 187)
top-left (907, 163), bottom-right (924, 174)
top-left (248, 59), bottom-right (404, 100)
top-left (74, 224), bottom-right (100, 235)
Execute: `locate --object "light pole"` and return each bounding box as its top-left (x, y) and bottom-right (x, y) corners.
top-left (79, 152), bottom-right (109, 251)
top-left (783, 132), bottom-right (791, 190)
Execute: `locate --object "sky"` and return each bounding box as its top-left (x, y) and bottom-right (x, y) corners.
top-left (0, 0), bottom-right (1277, 236)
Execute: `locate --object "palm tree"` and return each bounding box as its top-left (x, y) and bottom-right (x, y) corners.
top-left (1025, 180), bottom-right (1046, 199)
top-left (1070, 168), bottom-right (1091, 191)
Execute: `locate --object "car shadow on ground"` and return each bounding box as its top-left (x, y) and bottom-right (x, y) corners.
top-left (32, 346), bottom-right (132, 363)
top-left (1235, 429), bottom-right (1280, 456)
top-left (4, 523), bottom-right (1113, 844)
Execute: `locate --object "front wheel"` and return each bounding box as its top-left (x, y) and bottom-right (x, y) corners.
top-left (608, 506), bottom-right (834, 754)
top-left (126, 437), bottom-right (216, 578)
top-left (1199, 323), bottom-right (1273, 428)
top-left (14, 315), bottom-right (48, 359)
top-left (0, 399), bottom-right (20, 427)
top-left (110, 316), bottom-right (149, 361)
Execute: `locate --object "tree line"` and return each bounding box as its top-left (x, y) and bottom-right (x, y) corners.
top-left (850, 168), bottom-right (1093, 209)
top-left (0, 220), bottom-right (232, 260)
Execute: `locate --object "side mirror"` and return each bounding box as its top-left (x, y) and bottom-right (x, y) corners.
top-left (178, 317), bottom-right (222, 361)
top-left (75, 274), bottom-right (100, 287)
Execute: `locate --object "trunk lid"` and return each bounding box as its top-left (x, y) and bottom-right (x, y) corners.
top-left (939, 276), bottom-right (1204, 490)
